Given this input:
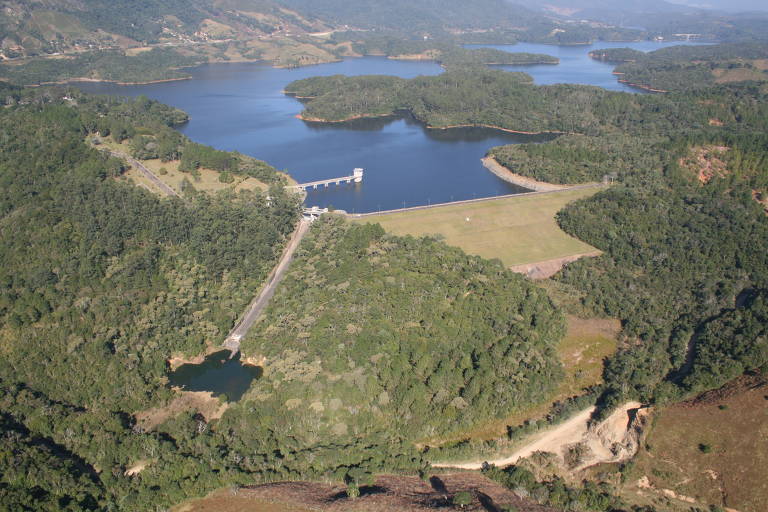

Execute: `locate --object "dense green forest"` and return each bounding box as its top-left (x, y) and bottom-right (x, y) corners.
top-left (0, 85), bottom-right (305, 510)
top-left (285, 66), bottom-right (768, 136)
top-left (609, 42), bottom-right (768, 91)
top-left (488, 134), bottom-right (668, 185)
top-left (241, 217), bottom-right (566, 440)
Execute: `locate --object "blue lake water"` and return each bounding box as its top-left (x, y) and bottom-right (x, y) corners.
top-left (76, 40), bottom-right (706, 213)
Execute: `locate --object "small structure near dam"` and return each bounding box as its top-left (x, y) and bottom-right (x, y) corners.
top-left (288, 167), bottom-right (363, 192)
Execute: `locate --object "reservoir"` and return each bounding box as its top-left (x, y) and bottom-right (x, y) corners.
top-left (76, 41), bottom-right (705, 213)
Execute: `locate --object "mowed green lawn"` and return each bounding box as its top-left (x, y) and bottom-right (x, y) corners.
top-left (350, 188), bottom-right (601, 267)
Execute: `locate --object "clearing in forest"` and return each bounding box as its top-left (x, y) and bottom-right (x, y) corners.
top-left (351, 187), bottom-right (600, 267)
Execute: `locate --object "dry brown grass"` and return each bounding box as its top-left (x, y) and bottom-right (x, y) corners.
top-left (174, 473), bottom-right (558, 512)
top-left (173, 488), bottom-right (310, 512)
top-left (625, 375), bottom-right (768, 512)
top-left (352, 188), bottom-right (600, 267)
top-left (712, 66), bottom-right (768, 84)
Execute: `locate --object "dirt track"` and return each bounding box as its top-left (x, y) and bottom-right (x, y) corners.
top-left (433, 402), bottom-right (643, 470)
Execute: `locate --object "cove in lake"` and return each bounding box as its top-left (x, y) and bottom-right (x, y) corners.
top-left (76, 41), bottom-right (707, 213)
top-left (168, 350), bottom-right (261, 401)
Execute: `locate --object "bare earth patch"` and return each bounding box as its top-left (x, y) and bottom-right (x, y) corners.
top-left (433, 402), bottom-right (646, 472)
top-left (679, 145), bottom-right (730, 184)
top-left (134, 390), bottom-right (228, 431)
top-left (510, 251), bottom-right (602, 279)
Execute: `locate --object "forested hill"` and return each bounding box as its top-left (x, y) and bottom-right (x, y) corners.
top-left (0, 0), bottom-right (329, 55)
top-left (277, 0), bottom-right (544, 31)
top-left (0, 85), bottom-right (299, 510)
top-left (284, 66), bottom-right (766, 135)
top-left (603, 42), bottom-right (768, 92)
top-left (0, 0), bottom-right (641, 84)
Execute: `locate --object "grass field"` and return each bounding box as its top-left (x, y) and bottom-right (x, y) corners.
top-left (351, 188), bottom-right (602, 267)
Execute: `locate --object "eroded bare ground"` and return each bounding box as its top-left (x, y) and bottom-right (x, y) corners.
top-left (134, 390), bottom-right (228, 431)
top-left (192, 473), bottom-right (560, 512)
top-left (510, 251), bottom-right (602, 280)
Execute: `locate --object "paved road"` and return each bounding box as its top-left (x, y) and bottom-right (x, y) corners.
top-left (109, 150), bottom-right (180, 198)
top-left (223, 219), bottom-right (311, 354)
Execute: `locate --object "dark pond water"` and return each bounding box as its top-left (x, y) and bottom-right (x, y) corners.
top-left (167, 350), bottom-right (261, 401)
top-left (75, 41), bottom-right (705, 213)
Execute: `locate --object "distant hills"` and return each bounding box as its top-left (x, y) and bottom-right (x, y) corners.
top-left (0, 0), bottom-right (331, 58)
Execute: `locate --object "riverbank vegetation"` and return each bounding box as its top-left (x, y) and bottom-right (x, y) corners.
top-left (0, 48), bottom-right (203, 86)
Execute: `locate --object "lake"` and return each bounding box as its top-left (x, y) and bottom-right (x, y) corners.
top-left (76, 40), bottom-right (705, 213)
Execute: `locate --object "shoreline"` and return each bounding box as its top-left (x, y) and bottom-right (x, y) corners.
top-left (429, 123), bottom-right (562, 136)
top-left (296, 112), bottom-right (397, 123)
top-left (481, 156), bottom-right (572, 191)
top-left (617, 80), bottom-right (668, 93)
top-left (611, 73), bottom-right (668, 93)
top-left (33, 76), bottom-right (193, 87)
top-left (295, 111), bottom-right (563, 136)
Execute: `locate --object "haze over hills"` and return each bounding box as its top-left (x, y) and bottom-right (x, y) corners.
top-left (670, 0), bottom-right (768, 11)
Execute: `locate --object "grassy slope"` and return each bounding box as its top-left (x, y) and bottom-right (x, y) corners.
top-left (622, 376), bottom-right (768, 512)
top-left (351, 188), bottom-right (600, 267)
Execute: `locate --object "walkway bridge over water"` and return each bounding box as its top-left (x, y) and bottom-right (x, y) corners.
top-left (288, 168), bottom-right (363, 192)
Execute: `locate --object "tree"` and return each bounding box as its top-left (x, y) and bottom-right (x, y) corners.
top-left (453, 491), bottom-right (473, 508)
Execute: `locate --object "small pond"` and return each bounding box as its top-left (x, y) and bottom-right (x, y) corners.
top-left (168, 350), bottom-right (261, 401)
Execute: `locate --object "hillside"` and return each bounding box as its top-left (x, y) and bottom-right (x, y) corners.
top-left (605, 42), bottom-right (768, 91)
top-left (0, 0), bottom-right (643, 84)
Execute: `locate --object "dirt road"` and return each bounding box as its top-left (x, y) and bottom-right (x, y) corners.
top-left (223, 219), bottom-right (311, 353)
top-left (432, 402), bottom-right (643, 470)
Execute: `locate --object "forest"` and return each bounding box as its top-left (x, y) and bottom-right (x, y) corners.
top-left (0, 49), bottom-right (203, 86)
top-left (0, 84), bottom-right (571, 510)
top-left (285, 64), bottom-right (768, 137)
top-left (609, 42), bottom-right (768, 91)
top-left (241, 217), bottom-right (566, 441)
